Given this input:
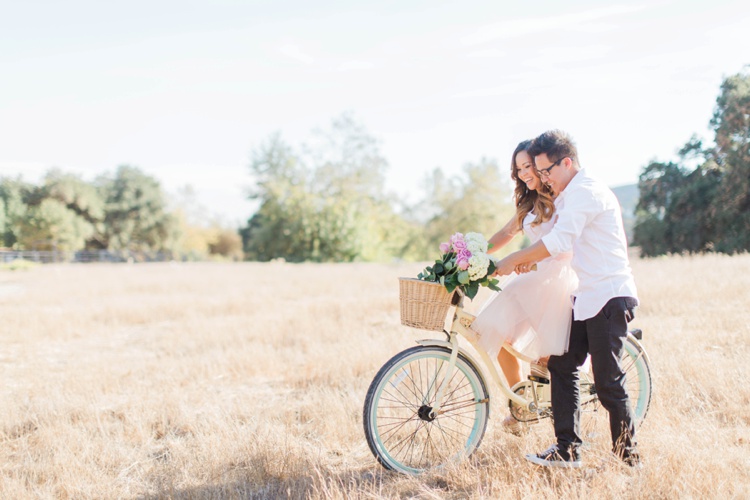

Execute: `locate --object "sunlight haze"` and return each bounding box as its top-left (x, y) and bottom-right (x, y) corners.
top-left (1, 0), bottom-right (747, 224)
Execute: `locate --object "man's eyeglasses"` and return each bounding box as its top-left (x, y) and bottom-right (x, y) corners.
top-left (536, 157), bottom-right (567, 177)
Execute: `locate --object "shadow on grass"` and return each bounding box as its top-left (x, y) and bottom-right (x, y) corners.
top-left (136, 466), bottom-right (412, 500)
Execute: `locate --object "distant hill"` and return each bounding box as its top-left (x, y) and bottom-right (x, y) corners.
top-left (611, 183), bottom-right (638, 242)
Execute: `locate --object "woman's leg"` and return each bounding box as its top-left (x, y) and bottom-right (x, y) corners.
top-left (497, 346), bottom-right (523, 388)
top-left (497, 345), bottom-right (526, 433)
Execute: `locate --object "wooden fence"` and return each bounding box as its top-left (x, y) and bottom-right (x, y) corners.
top-left (0, 250), bottom-right (174, 264)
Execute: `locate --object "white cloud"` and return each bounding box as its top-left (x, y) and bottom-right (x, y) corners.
top-left (527, 44), bottom-right (612, 65)
top-left (460, 5), bottom-right (649, 47)
top-left (278, 43), bottom-right (315, 65)
top-left (465, 48), bottom-right (507, 59)
top-left (337, 60), bottom-right (375, 72)
top-left (0, 0), bottom-right (744, 221)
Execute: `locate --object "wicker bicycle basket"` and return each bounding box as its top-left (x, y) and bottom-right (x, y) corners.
top-left (398, 278), bottom-right (456, 331)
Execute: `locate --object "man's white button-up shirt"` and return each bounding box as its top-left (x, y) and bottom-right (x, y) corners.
top-left (541, 169), bottom-right (638, 321)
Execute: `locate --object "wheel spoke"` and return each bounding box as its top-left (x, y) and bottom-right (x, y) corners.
top-left (579, 341), bottom-right (651, 437)
top-left (364, 347), bottom-right (489, 473)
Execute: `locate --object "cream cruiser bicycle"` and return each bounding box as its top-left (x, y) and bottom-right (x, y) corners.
top-left (363, 278), bottom-right (652, 475)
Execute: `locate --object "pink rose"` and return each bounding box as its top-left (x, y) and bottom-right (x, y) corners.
top-left (457, 258), bottom-right (470, 270)
top-left (457, 249), bottom-right (472, 261)
top-left (439, 242), bottom-right (451, 253)
top-left (452, 237), bottom-right (467, 252)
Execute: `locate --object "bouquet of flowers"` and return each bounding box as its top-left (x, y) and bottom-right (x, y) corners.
top-left (417, 232), bottom-right (501, 300)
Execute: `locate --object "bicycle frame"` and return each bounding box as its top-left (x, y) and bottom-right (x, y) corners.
top-left (421, 292), bottom-right (541, 419)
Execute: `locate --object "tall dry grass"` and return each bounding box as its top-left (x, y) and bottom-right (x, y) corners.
top-left (0, 254), bottom-right (748, 499)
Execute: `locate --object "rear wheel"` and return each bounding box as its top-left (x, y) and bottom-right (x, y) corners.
top-left (581, 333), bottom-right (653, 438)
top-left (363, 345), bottom-right (490, 475)
top-left (508, 333), bottom-right (652, 430)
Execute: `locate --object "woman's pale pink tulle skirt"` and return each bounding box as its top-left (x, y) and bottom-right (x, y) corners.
top-left (472, 255), bottom-right (578, 362)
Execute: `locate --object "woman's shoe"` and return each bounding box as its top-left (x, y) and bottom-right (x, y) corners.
top-left (502, 414), bottom-right (527, 436)
top-left (530, 360), bottom-right (550, 380)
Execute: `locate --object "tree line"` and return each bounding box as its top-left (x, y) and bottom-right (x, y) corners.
top-left (0, 114), bottom-right (520, 264)
top-left (239, 114), bottom-right (519, 262)
top-left (634, 68), bottom-right (750, 256)
top-left (0, 167), bottom-right (242, 260)
top-left (245, 66), bottom-right (750, 263)
top-left (9, 69), bottom-right (744, 263)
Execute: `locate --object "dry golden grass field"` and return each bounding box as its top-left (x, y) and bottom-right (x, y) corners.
top-left (1, 254), bottom-right (749, 499)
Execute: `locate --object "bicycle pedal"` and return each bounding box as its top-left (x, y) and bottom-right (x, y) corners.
top-left (528, 375), bottom-right (550, 384)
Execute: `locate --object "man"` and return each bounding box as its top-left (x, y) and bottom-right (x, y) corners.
top-left (493, 130), bottom-right (640, 468)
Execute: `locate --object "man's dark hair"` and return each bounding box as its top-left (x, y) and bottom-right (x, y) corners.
top-left (528, 130), bottom-right (579, 165)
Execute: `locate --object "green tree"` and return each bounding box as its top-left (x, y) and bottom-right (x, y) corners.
top-left (34, 169), bottom-right (105, 250)
top-left (634, 68), bottom-right (750, 256)
top-left (242, 115), bottom-right (404, 262)
top-left (634, 157), bottom-right (721, 257)
top-left (0, 197), bottom-right (5, 245)
top-left (0, 177), bottom-right (30, 248)
top-left (16, 198), bottom-right (95, 251)
top-left (97, 166), bottom-right (178, 253)
top-left (242, 134), bottom-right (322, 261)
top-left (39, 169), bottom-right (105, 224)
top-left (405, 159), bottom-right (516, 259)
top-left (710, 70), bottom-right (750, 252)
top-left (1, 172), bottom-right (102, 252)
top-left (633, 161), bottom-right (686, 256)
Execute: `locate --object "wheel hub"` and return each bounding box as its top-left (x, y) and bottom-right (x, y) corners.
top-left (417, 405), bottom-right (436, 422)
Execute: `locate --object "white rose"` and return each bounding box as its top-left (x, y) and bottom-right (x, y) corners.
top-left (464, 232), bottom-right (488, 253)
top-left (467, 241), bottom-right (482, 254)
top-left (468, 253), bottom-right (490, 281)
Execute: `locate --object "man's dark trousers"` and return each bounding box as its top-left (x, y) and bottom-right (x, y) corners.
top-left (548, 296), bottom-right (639, 456)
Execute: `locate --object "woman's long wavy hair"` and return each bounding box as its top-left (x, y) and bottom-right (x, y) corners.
top-left (511, 140), bottom-right (556, 229)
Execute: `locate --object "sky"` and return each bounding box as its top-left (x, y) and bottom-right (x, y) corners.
top-left (1, 0), bottom-right (748, 226)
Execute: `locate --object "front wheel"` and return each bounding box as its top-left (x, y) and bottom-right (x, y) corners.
top-left (363, 345), bottom-right (490, 475)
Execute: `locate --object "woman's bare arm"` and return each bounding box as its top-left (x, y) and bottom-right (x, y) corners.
top-left (493, 240), bottom-right (552, 275)
top-left (487, 216), bottom-right (521, 254)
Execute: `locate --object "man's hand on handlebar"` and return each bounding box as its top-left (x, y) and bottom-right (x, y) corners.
top-left (515, 262), bottom-right (538, 274)
top-left (492, 253), bottom-right (539, 277)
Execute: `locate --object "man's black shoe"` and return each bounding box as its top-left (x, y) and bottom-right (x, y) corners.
top-left (525, 444), bottom-right (582, 469)
top-left (620, 450), bottom-right (642, 468)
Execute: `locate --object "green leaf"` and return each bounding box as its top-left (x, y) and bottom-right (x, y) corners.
top-left (466, 282), bottom-right (479, 299)
top-left (445, 282), bottom-right (457, 293)
top-left (457, 271), bottom-right (470, 284)
top-left (433, 262), bottom-right (444, 274)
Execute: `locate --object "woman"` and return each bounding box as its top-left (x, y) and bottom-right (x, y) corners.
top-left (470, 140), bottom-right (577, 430)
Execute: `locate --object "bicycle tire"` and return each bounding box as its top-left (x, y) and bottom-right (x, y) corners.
top-left (580, 333), bottom-right (652, 428)
top-left (623, 334), bottom-right (652, 425)
top-left (363, 345), bottom-right (490, 475)
top-left (510, 333), bottom-right (652, 428)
